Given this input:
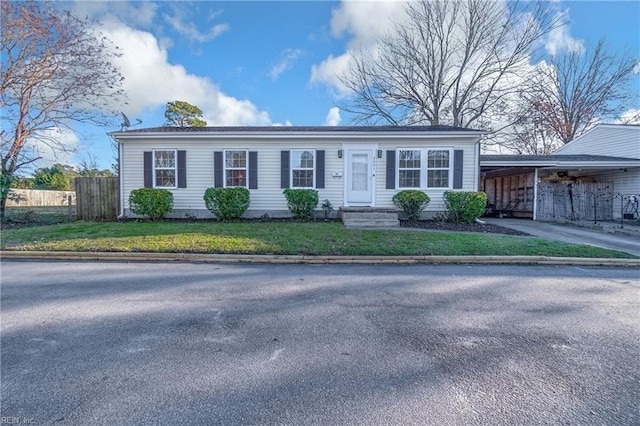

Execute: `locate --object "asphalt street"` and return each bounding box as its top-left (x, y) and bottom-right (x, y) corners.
top-left (1, 261), bottom-right (639, 425)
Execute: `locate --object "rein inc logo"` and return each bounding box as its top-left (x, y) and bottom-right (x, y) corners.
top-left (1, 418), bottom-right (34, 424)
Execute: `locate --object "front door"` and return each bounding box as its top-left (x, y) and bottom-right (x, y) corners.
top-left (345, 147), bottom-right (375, 206)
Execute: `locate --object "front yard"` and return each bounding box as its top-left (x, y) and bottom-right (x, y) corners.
top-left (1, 220), bottom-right (636, 258)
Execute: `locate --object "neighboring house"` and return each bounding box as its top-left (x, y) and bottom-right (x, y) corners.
top-left (109, 125), bottom-right (485, 219)
top-left (480, 124), bottom-right (640, 221)
top-left (552, 124), bottom-right (639, 197)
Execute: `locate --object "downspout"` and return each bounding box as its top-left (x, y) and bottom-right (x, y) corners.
top-left (118, 139), bottom-right (124, 219)
top-left (533, 168), bottom-right (538, 221)
top-left (475, 140), bottom-right (481, 190)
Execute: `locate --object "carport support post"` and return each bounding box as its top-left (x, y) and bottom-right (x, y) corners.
top-left (533, 168), bottom-right (538, 221)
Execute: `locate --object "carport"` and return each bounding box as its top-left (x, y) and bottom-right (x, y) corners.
top-left (480, 155), bottom-right (640, 222)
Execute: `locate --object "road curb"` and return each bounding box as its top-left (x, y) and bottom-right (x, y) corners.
top-left (2, 250), bottom-right (639, 267)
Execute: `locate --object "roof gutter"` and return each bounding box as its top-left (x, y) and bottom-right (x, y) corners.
top-left (109, 130), bottom-right (488, 140)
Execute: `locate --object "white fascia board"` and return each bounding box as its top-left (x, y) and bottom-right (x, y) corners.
top-left (482, 160), bottom-right (640, 168)
top-left (109, 130), bottom-right (486, 141)
top-left (550, 161), bottom-right (640, 168)
top-left (481, 160), bottom-right (560, 167)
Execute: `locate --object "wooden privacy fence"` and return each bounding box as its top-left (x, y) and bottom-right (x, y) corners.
top-left (537, 182), bottom-right (613, 222)
top-left (75, 177), bottom-right (119, 220)
top-left (482, 172), bottom-right (535, 218)
top-left (6, 189), bottom-right (76, 207)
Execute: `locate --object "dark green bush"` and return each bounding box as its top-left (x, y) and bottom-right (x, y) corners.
top-left (444, 191), bottom-right (487, 223)
top-left (129, 188), bottom-right (173, 221)
top-left (203, 187), bottom-right (250, 221)
top-left (283, 189), bottom-right (319, 221)
top-left (392, 190), bottom-right (430, 221)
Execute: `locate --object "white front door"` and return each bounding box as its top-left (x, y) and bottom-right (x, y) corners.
top-left (345, 147), bottom-right (376, 206)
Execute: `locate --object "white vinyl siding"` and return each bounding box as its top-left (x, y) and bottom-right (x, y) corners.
top-left (377, 143), bottom-right (479, 212)
top-left (553, 125), bottom-right (640, 159)
top-left (119, 135), bottom-right (481, 218)
top-left (121, 139), bottom-right (342, 216)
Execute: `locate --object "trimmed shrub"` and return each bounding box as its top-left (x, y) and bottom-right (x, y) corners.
top-left (444, 191), bottom-right (487, 223)
top-left (203, 187), bottom-right (250, 221)
top-left (129, 188), bottom-right (173, 220)
top-left (392, 190), bottom-right (430, 221)
top-left (283, 189), bottom-right (319, 221)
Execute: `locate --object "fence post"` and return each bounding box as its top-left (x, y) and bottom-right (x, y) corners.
top-left (67, 195), bottom-right (73, 222)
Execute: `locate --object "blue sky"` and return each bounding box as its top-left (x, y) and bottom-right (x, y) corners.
top-left (36, 1), bottom-right (640, 171)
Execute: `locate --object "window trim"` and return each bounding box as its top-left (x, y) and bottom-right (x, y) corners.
top-left (290, 149), bottom-right (316, 189)
top-left (223, 149), bottom-right (249, 188)
top-left (396, 148), bottom-right (453, 190)
top-left (152, 149), bottom-right (178, 189)
top-left (397, 149), bottom-right (422, 189)
top-left (426, 149), bottom-right (452, 189)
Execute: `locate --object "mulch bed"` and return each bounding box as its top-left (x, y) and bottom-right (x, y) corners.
top-left (400, 220), bottom-right (530, 236)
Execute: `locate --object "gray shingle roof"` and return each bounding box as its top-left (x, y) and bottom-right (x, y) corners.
top-left (481, 154), bottom-right (640, 163)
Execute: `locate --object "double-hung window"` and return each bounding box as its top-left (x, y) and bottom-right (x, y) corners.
top-left (427, 150), bottom-right (450, 188)
top-left (398, 149), bottom-right (421, 188)
top-left (153, 149), bottom-right (177, 188)
top-left (291, 149), bottom-right (315, 188)
top-left (224, 150), bottom-right (248, 187)
top-left (397, 148), bottom-right (451, 189)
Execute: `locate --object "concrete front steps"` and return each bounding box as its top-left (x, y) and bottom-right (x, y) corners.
top-left (340, 207), bottom-right (400, 228)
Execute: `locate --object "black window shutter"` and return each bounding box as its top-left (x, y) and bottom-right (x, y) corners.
top-left (453, 150), bottom-right (463, 189)
top-left (386, 150), bottom-right (396, 190)
top-left (177, 150), bottom-right (187, 188)
top-left (280, 150), bottom-right (290, 189)
top-left (248, 151), bottom-right (258, 189)
top-left (315, 150), bottom-right (325, 189)
top-left (143, 151), bottom-right (153, 188)
top-left (214, 151), bottom-right (223, 188)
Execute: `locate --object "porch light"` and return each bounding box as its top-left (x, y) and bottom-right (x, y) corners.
top-left (338, 149), bottom-right (343, 158)
top-left (377, 150), bottom-right (383, 158)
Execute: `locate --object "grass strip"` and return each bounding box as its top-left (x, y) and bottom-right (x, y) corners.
top-left (1, 221), bottom-right (636, 258)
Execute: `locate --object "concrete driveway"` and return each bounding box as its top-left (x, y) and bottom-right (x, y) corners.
top-left (2, 261), bottom-right (639, 425)
top-left (484, 218), bottom-right (640, 256)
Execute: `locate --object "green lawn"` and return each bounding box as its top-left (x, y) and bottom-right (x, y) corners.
top-left (1, 220), bottom-right (636, 258)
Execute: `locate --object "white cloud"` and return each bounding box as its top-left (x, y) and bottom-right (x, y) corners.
top-left (329, 0), bottom-right (407, 49)
top-left (26, 127), bottom-right (79, 168)
top-left (270, 48), bottom-right (303, 80)
top-left (324, 107), bottom-right (342, 126)
top-left (545, 12), bottom-right (584, 57)
top-left (73, 1), bottom-right (158, 29)
top-left (311, 1), bottom-right (406, 93)
top-left (310, 52), bottom-right (354, 94)
top-left (616, 109), bottom-right (640, 124)
top-left (100, 19), bottom-right (270, 126)
top-left (272, 120), bottom-right (293, 127)
top-left (163, 7), bottom-right (229, 43)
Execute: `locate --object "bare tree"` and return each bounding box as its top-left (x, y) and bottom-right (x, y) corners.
top-left (339, 0), bottom-right (561, 129)
top-left (532, 39), bottom-right (638, 144)
top-left (0, 0), bottom-right (124, 220)
top-left (498, 94), bottom-right (561, 155)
